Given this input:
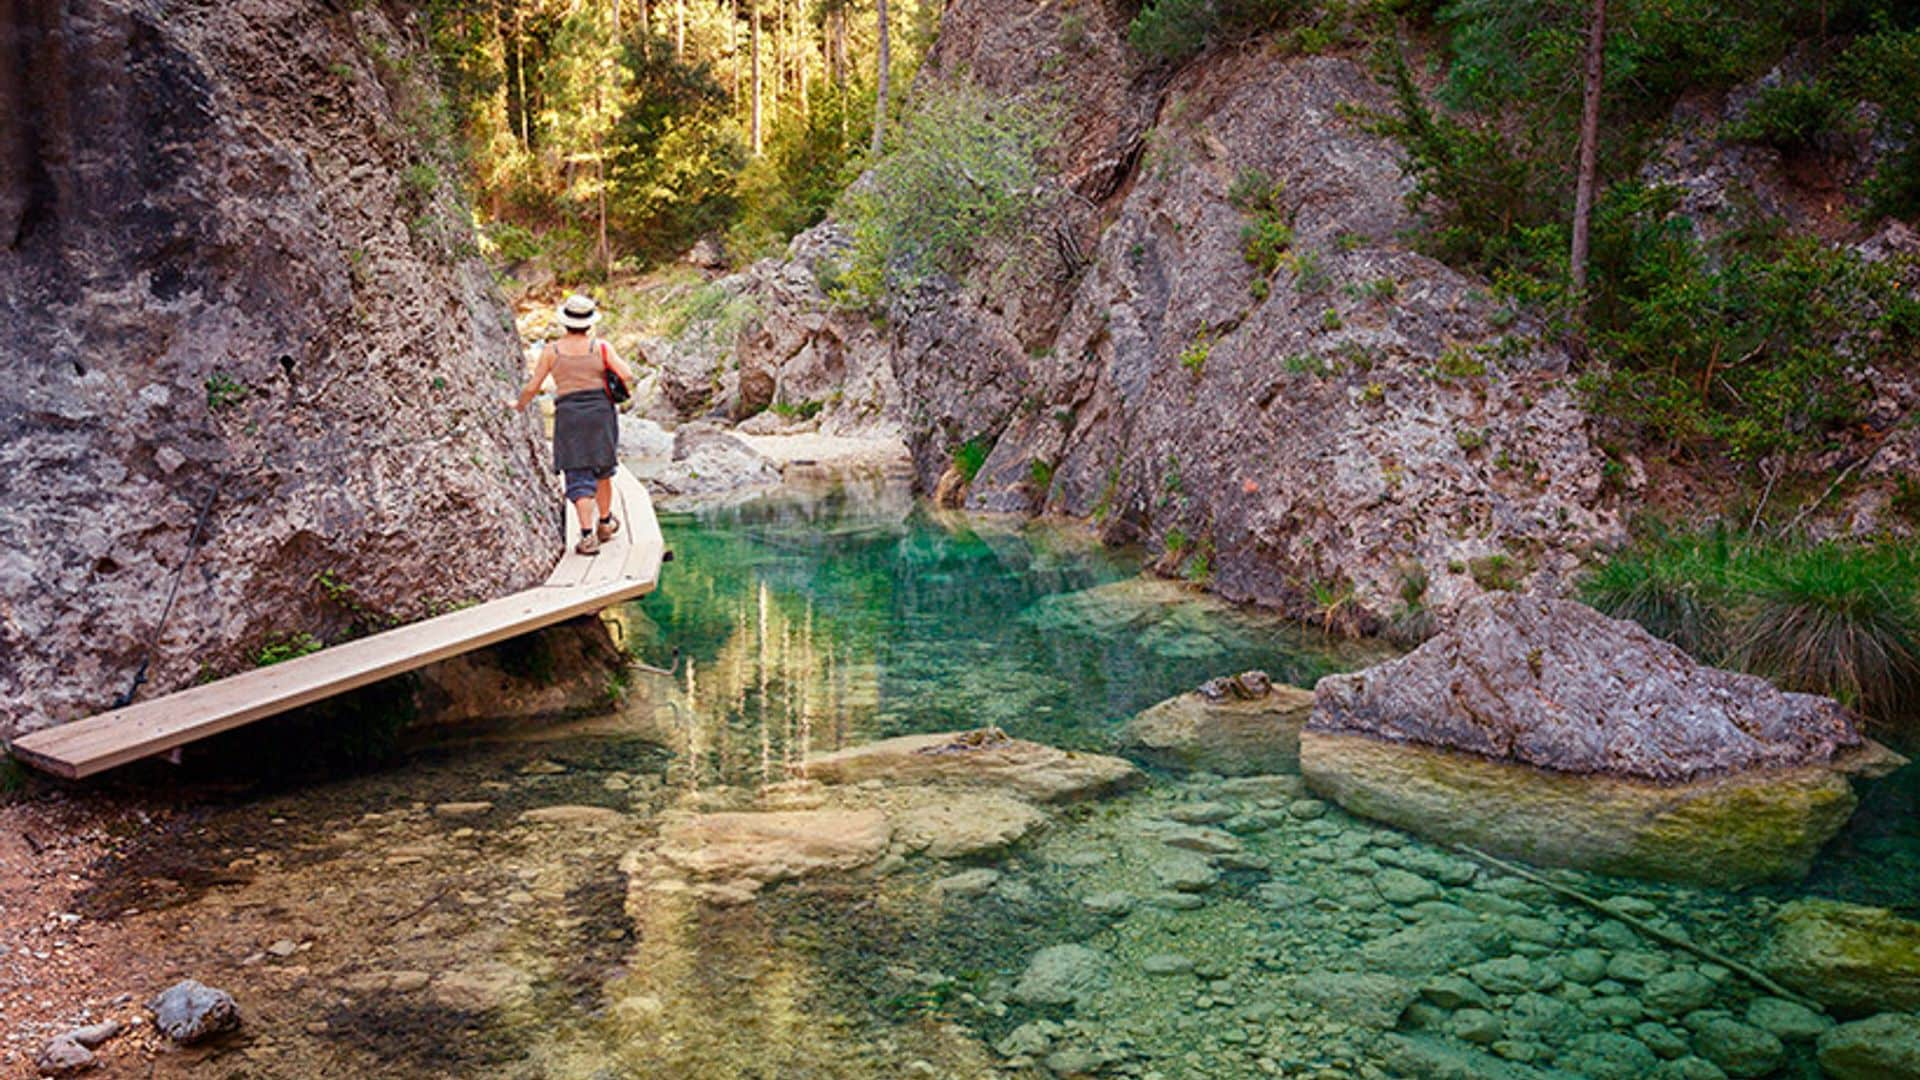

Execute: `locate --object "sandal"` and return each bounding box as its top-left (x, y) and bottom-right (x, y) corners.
top-left (575, 532), bottom-right (601, 556)
top-left (597, 514), bottom-right (621, 543)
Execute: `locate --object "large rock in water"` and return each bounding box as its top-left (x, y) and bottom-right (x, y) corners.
top-left (1116, 671), bottom-right (1316, 775)
top-left (1300, 594), bottom-right (1902, 885)
top-left (0, 0), bottom-right (552, 737)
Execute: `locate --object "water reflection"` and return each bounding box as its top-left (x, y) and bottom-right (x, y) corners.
top-left (615, 474), bottom-right (1378, 794)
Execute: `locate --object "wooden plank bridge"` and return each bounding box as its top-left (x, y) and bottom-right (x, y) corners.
top-left (10, 467), bottom-right (666, 779)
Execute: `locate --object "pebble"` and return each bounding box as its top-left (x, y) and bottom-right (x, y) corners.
top-left (266, 939), bottom-right (299, 958)
top-left (432, 801), bottom-right (493, 819)
top-left (1606, 949), bottom-right (1670, 983)
top-left (1557, 948), bottom-right (1609, 985)
top-left (1642, 968), bottom-right (1716, 1014)
top-left (1744, 996), bottom-right (1830, 1042)
top-left (1451, 1008), bottom-right (1502, 1044)
top-left (34, 1036), bottom-right (94, 1075)
top-left (150, 979), bottom-right (241, 1044)
top-left (1287, 799), bottom-right (1327, 820)
top-left (1373, 869), bottom-right (1439, 906)
top-left (1081, 892), bottom-right (1135, 916)
top-left (1635, 1021), bottom-right (1691, 1059)
top-left (1168, 802), bottom-right (1236, 825)
top-left (933, 869), bottom-right (1000, 898)
top-left (1141, 954), bottom-right (1195, 976)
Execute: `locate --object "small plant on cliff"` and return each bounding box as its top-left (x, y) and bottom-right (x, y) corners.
top-left (953, 438), bottom-right (991, 483)
top-left (1178, 334), bottom-right (1212, 375)
top-left (204, 373), bottom-right (249, 412)
top-left (1028, 458), bottom-right (1055, 493)
top-left (256, 632), bottom-right (324, 667)
top-left (1127, 0), bottom-right (1306, 65)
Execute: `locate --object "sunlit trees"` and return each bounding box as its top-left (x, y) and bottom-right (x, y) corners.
top-left (425, 0), bottom-right (938, 275)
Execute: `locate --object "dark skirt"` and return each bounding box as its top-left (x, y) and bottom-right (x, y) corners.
top-left (552, 390), bottom-right (617, 474)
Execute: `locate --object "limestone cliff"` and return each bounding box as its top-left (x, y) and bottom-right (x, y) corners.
top-left (0, 0), bottom-right (553, 737)
top-left (661, 0), bottom-right (1623, 628)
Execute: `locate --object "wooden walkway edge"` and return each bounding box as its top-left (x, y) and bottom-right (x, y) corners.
top-left (10, 468), bottom-right (666, 780)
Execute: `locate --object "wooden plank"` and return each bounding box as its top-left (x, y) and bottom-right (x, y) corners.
top-left (621, 473), bottom-right (665, 584)
top-left (10, 469), bottom-right (666, 780)
top-left (579, 473), bottom-right (633, 589)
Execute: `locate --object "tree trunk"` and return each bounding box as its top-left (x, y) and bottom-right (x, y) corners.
top-left (515, 9), bottom-right (531, 152)
top-left (798, 2), bottom-right (810, 121)
top-left (675, 0), bottom-right (685, 60)
top-left (1569, 0), bottom-right (1606, 300)
top-left (871, 0), bottom-right (889, 157)
top-left (751, 0), bottom-right (763, 155)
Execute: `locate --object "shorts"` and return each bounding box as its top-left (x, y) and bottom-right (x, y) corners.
top-left (563, 465), bottom-right (614, 502)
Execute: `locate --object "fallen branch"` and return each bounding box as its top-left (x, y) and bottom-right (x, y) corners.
top-left (1451, 843), bottom-right (1821, 1012)
top-left (380, 885), bottom-right (453, 929)
top-left (1785, 444), bottom-right (1880, 535)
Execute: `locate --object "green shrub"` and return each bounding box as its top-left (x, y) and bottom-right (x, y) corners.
top-left (1580, 526), bottom-right (1738, 659)
top-left (1028, 458), bottom-right (1055, 491)
top-left (1128, 0), bottom-right (1307, 65)
top-left (1843, 27), bottom-right (1920, 220)
top-left (1469, 553), bottom-right (1524, 592)
top-left (1734, 544), bottom-right (1920, 725)
top-left (838, 83), bottom-right (1056, 306)
top-left (1722, 78), bottom-right (1855, 153)
top-left (1582, 524), bottom-right (1920, 736)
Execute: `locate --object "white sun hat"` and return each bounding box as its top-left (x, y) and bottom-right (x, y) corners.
top-left (556, 293), bottom-right (601, 330)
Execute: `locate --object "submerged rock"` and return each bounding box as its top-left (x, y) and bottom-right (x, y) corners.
top-left (1764, 899), bottom-right (1920, 1013)
top-left (890, 792), bottom-right (1049, 859)
top-left (804, 729), bottom-right (1139, 802)
top-left (1011, 944), bottom-right (1110, 1008)
top-left (1301, 594), bottom-right (1902, 885)
top-left (149, 979), bottom-right (240, 1044)
top-left (1817, 1012), bottom-right (1920, 1079)
top-left (1115, 677), bottom-right (1315, 775)
top-left (655, 808), bottom-right (891, 894)
top-left (1301, 730), bottom-right (1861, 886)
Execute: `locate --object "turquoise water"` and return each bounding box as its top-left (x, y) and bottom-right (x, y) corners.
top-left (56, 477), bottom-right (1920, 1078)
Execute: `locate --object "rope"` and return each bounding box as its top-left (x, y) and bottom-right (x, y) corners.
top-left (114, 482), bottom-right (221, 709)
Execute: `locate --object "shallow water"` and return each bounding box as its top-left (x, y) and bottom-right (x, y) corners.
top-left (58, 476), bottom-right (1920, 1078)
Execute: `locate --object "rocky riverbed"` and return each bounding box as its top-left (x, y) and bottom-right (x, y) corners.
top-left (2, 486), bottom-right (1915, 1079)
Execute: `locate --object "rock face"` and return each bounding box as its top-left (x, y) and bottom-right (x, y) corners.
top-left (1764, 899), bottom-right (1920, 1014)
top-left (650, 0), bottom-right (1622, 625)
top-left (0, 0), bottom-right (551, 737)
top-left (1116, 672), bottom-right (1315, 775)
top-left (804, 728), bottom-right (1141, 802)
top-left (657, 225), bottom-right (895, 434)
top-left (1300, 594), bottom-right (1900, 885)
top-left (1310, 593), bottom-right (1868, 782)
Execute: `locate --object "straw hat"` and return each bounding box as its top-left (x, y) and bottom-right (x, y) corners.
top-left (556, 293), bottom-right (601, 330)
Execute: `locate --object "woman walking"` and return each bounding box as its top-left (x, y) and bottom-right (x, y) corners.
top-left (509, 293), bottom-right (639, 554)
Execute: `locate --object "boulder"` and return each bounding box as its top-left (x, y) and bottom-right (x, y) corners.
top-left (636, 425), bottom-right (782, 505)
top-left (655, 809), bottom-right (891, 889)
top-left (804, 729), bottom-right (1139, 803)
top-left (1310, 594), bottom-right (1870, 782)
top-left (1115, 675), bottom-right (1315, 775)
top-left (618, 415), bottom-right (677, 460)
top-left (1301, 594), bottom-right (1902, 885)
top-left (1290, 971), bottom-right (1419, 1030)
top-left (1764, 899), bottom-right (1920, 1014)
top-left (149, 979), bottom-right (240, 1044)
top-left (1817, 1012), bottom-right (1920, 1079)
